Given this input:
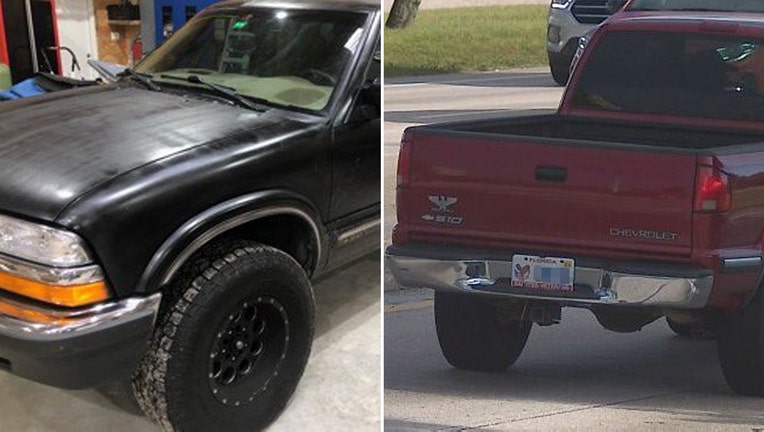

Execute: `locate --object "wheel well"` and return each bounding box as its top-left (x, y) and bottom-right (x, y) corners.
top-left (219, 214), bottom-right (318, 273)
top-left (149, 208), bottom-right (322, 292)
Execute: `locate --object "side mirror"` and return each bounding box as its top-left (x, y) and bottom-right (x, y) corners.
top-left (363, 77), bottom-right (381, 109)
top-left (348, 77), bottom-right (380, 123)
top-left (605, 0), bottom-right (627, 14)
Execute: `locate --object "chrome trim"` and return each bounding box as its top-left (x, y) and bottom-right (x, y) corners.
top-left (387, 255), bottom-right (713, 308)
top-left (722, 257), bottom-right (762, 271)
top-left (0, 254), bottom-right (103, 286)
top-left (336, 219), bottom-right (380, 245)
top-left (551, 0), bottom-right (574, 9)
top-left (0, 293), bottom-right (161, 336)
top-left (160, 206), bottom-right (321, 286)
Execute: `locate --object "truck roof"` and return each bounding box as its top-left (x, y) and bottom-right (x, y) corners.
top-left (209, 0), bottom-right (379, 13)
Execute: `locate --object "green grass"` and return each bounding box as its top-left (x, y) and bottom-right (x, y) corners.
top-left (384, 5), bottom-right (548, 77)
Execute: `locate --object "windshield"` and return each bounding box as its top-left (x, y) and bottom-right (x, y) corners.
top-left (136, 8), bottom-right (368, 112)
top-left (571, 31), bottom-right (764, 122)
top-left (627, 0), bottom-right (764, 12)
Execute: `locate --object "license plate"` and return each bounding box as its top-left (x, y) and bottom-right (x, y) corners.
top-left (511, 255), bottom-right (575, 292)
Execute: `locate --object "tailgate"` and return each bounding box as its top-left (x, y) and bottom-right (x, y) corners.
top-left (401, 132), bottom-right (697, 260)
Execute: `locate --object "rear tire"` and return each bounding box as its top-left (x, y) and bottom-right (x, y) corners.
top-left (718, 287), bottom-right (764, 396)
top-left (434, 291), bottom-right (531, 371)
top-left (132, 240), bottom-right (315, 431)
top-left (666, 317), bottom-right (716, 340)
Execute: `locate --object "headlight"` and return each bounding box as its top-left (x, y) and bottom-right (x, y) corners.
top-left (0, 214), bottom-right (93, 266)
top-left (578, 36), bottom-right (588, 50)
top-left (551, 0), bottom-right (573, 9)
top-left (0, 215), bottom-right (109, 308)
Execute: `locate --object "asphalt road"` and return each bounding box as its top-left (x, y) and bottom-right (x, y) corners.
top-left (385, 295), bottom-right (764, 431)
top-left (382, 70), bottom-right (764, 430)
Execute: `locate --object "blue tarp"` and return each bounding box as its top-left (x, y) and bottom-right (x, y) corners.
top-left (0, 78), bottom-right (46, 101)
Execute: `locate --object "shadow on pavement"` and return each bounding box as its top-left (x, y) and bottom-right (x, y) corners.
top-left (384, 307), bottom-right (764, 428)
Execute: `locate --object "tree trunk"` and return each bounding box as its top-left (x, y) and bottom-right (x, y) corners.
top-left (386, 0), bottom-right (422, 29)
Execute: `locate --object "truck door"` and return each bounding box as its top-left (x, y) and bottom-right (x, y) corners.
top-left (329, 36), bottom-right (381, 220)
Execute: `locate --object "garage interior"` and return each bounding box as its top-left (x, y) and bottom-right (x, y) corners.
top-left (0, 0), bottom-right (228, 86)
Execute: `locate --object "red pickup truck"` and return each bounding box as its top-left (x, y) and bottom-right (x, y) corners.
top-left (387, 13), bottom-right (764, 396)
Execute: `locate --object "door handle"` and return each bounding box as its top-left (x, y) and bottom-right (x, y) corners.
top-left (535, 166), bottom-right (567, 183)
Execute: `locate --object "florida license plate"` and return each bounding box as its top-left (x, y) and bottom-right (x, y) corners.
top-left (511, 255), bottom-right (575, 292)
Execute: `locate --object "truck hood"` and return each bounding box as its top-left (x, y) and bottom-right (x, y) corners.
top-left (0, 85), bottom-right (312, 222)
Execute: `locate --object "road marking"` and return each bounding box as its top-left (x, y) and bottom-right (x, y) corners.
top-left (384, 82), bottom-right (431, 88)
top-left (384, 299), bottom-right (433, 313)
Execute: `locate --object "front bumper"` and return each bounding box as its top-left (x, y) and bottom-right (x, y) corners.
top-left (547, 7), bottom-right (597, 54)
top-left (0, 293), bottom-right (160, 389)
top-left (387, 245), bottom-right (713, 309)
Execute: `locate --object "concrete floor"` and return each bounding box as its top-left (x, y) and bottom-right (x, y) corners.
top-left (0, 253), bottom-right (381, 432)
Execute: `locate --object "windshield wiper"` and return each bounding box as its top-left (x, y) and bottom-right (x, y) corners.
top-left (160, 74), bottom-right (264, 111)
top-left (118, 68), bottom-right (162, 91)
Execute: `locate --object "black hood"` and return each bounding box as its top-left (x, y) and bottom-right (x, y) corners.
top-left (0, 85), bottom-right (311, 222)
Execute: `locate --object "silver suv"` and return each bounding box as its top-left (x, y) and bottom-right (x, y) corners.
top-left (547, 0), bottom-right (613, 85)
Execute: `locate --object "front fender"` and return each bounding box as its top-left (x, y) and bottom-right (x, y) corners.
top-left (135, 189), bottom-right (325, 294)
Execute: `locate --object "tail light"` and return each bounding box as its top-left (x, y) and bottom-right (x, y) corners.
top-left (694, 165), bottom-right (731, 213)
top-left (394, 131), bottom-right (413, 244)
top-left (396, 130), bottom-right (413, 188)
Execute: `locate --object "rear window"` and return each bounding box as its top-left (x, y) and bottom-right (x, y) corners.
top-left (627, 0), bottom-right (764, 13)
top-left (571, 31), bottom-right (764, 122)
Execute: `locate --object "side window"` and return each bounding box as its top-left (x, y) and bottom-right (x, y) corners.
top-left (347, 37), bottom-right (380, 123)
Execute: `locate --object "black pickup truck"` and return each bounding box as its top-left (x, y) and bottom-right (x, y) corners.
top-left (0, 0), bottom-right (380, 430)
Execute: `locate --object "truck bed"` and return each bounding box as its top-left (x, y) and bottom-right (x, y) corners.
top-left (427, 113), bottom-right (764, 151)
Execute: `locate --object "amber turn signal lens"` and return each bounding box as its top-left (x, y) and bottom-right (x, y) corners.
top-left (0, 271), bottom-right (109, 307)
top-left (0, 300), bottom-right (66, 324)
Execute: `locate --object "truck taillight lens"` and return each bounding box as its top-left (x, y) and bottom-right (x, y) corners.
top-left (395, 131), bottom-right (413, 245)
top-left (694, 165), bottom-right (730, 213)
top-left (396, 131), bottom-right (412, 188)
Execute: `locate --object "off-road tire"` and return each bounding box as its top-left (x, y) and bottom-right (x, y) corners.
top-left (132, 240), bottom-right (315, 431)
top-left (434, 291), bottom-right (531, 371)
top-left (666, 317), bottom-right (716, 340)
top-left (718, 287), bottom-right (764, 396)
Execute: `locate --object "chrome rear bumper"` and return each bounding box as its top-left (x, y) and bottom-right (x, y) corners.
top-left (387, 249), bottom-right (713, 309)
